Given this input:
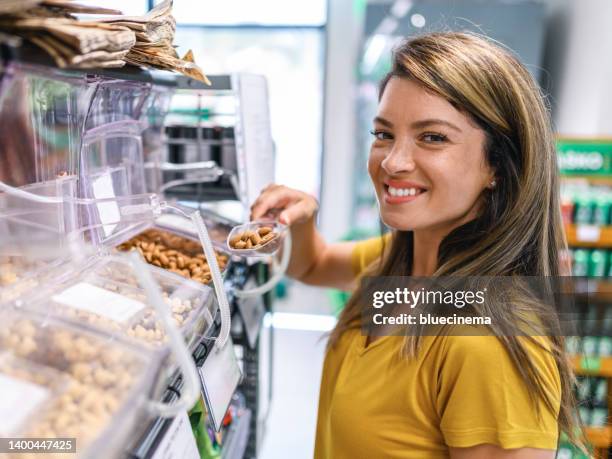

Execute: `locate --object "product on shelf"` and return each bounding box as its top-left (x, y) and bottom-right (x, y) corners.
top-left (116, 228), bottom-right (228, 285)
top-left (561, 183), bottom-right (612, 225)
top-left (574, 196), bottom-right (595, 225)
top-left (561, 200), bottom-right (575, 226)
top-left (571, 249), bottom-right (590, 277)
top-left (574, 376), bottom-right (608, 428)
top-left (588, 250), bottom-right (607, 277)
top-left (191, 390), bottom-right (250, 459)
top-left (565, 302), bottom-right (612, 355)
top-left (597, 336), bottom-right (612, 357)
top-left (593, 197), bottom-right (610, 226)
top-left (569, 248), bottom-right (611, 277)
top-left (0, 310), bottom-right (155, 458)
top-left (582, 336), bottom-right (600, 357)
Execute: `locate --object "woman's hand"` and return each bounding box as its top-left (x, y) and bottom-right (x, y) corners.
top-left (249, 184), bottom-right (356, 289)
top-left (250, 184), bottom-right (319, 226)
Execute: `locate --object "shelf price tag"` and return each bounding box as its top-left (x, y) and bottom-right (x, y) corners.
top-left (237, 289), bottom-right (266, 349)
top-left (576, 225), bottom-right (601, 242)
top-left (0, 374), bottom-right (50, 436)
top-left (580, 356), bottom-right (601, 373)
top-left (150, 411), bottom-right (199, 459)
top-left (52, 282), bottom-right (145, 323)
top-left (199, 337), bottom-right (242, 432)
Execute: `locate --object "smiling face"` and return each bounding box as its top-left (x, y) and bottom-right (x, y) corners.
top-left (368, 77), bottom-right (494, 234)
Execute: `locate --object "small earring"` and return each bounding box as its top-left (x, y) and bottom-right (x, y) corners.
top-left (489, 180), bottom-right (497, 188)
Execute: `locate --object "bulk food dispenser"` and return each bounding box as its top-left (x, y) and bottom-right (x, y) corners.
top-left (0, 61), bottom-right (93, 302)
top-left (153, 74), bottom-right (275, 221)
top-left (0, 61), bottom-right (223, 456)
top-left (0, 54), bottom-right (278, 458)
top-left (152, 74), bottom-right (287, 458)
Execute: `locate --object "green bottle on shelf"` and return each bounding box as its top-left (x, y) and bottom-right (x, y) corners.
top-left (593, 197), bottom-right (610, 225)
top-left (573, 196), bottom-right (595, 224)
top-left (587, 250), bottom-right (607, 277)
top-left (590, 378), bottom-right (608, 428)
top-left (572, 249), bottom-right (589, 277)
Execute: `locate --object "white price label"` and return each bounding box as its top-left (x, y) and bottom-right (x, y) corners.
top-left (576, 224), bottom-right (601, 242)
top-left (199, 337), bottom-right (242, 432)
top-left (92, 171), bottom-right (120, 237)
top-left (150, 411), bottom-right (199, 459)
top-left (52, 282), bottom-right (145, 323)
top-left (0, 374), bottom-right (50, 435)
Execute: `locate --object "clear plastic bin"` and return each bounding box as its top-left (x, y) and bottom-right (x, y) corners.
top-left (142, 86), bottom-right (174, 194)
top-left (115, 223), bottom-right (231, 286)
top-left (0, 352), bottom-right (70, 437)
top-left (78, 120), bottom-right (152, 246)
top-left (85, 79), bottom-right (152, 130)
top-left (0, 255), bottom-right (71, 306)
top-left (0, 309), bottom-right (159, 459)
top-left (0, 175), bottom-right (79, 245)
top-left (0, 62), bottom-right (95, 189)
top-left (0, 177), bottom-right (94, 307)
top-left (154, 205), bottom-right (235, 250)
top-left (28, 255), bottom-right (216, 352)
top-left (80, 121), bottom-right (147, 198)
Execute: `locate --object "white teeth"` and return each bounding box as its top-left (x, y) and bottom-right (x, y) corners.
top-left (388, 186), bottom-right (421, 197)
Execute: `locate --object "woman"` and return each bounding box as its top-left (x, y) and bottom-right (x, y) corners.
top-left (252, 32), bottom-right (581, 458)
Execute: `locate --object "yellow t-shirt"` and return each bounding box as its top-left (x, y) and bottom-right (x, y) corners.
top-left (313, 236), bottom-right (561, 459)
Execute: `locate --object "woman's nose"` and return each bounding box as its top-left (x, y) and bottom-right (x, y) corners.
top-left (381, 143), bottom-right (416, 175)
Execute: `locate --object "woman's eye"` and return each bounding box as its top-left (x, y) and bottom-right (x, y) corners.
top-left (420, 133), bottom-right (448, 143)
top-left (370, 130), bottom-right (393, 141)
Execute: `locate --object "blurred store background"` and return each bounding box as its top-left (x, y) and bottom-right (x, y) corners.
top-left (11, 0), bottom-right (612, 457)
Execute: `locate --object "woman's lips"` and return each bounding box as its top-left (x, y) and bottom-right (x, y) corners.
top-left (382, 182), bottom-right (427, 204)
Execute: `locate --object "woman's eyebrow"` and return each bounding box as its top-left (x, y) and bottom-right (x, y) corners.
top-left (373, 116), bottom-right (393, 128)
top-left (411, 119), bottom-right (462, 132)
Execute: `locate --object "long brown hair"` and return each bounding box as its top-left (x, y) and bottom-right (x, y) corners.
top-left (330, 32), bottom-right (582, 448)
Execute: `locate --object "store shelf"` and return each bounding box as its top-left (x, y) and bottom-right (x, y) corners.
top-left (562, 175), bottom-right (612, 186)
top-left (565, 224), bottom-right (612, 247)
top-left (571, 355), bottom-right (612, 378)
top-left (221, 409), bottom-right (252, 459)
top-left (0, 39), bottom-right (231, 90)
top-left (584, 426), bottom-right (612, 449)
top-left (571, 279), bottom-right (612, 302)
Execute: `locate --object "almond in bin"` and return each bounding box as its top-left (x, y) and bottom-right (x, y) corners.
top-left (229, 226), bottom-right (278, 250)
top-left (117, 229), bottom-right (228, 285)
